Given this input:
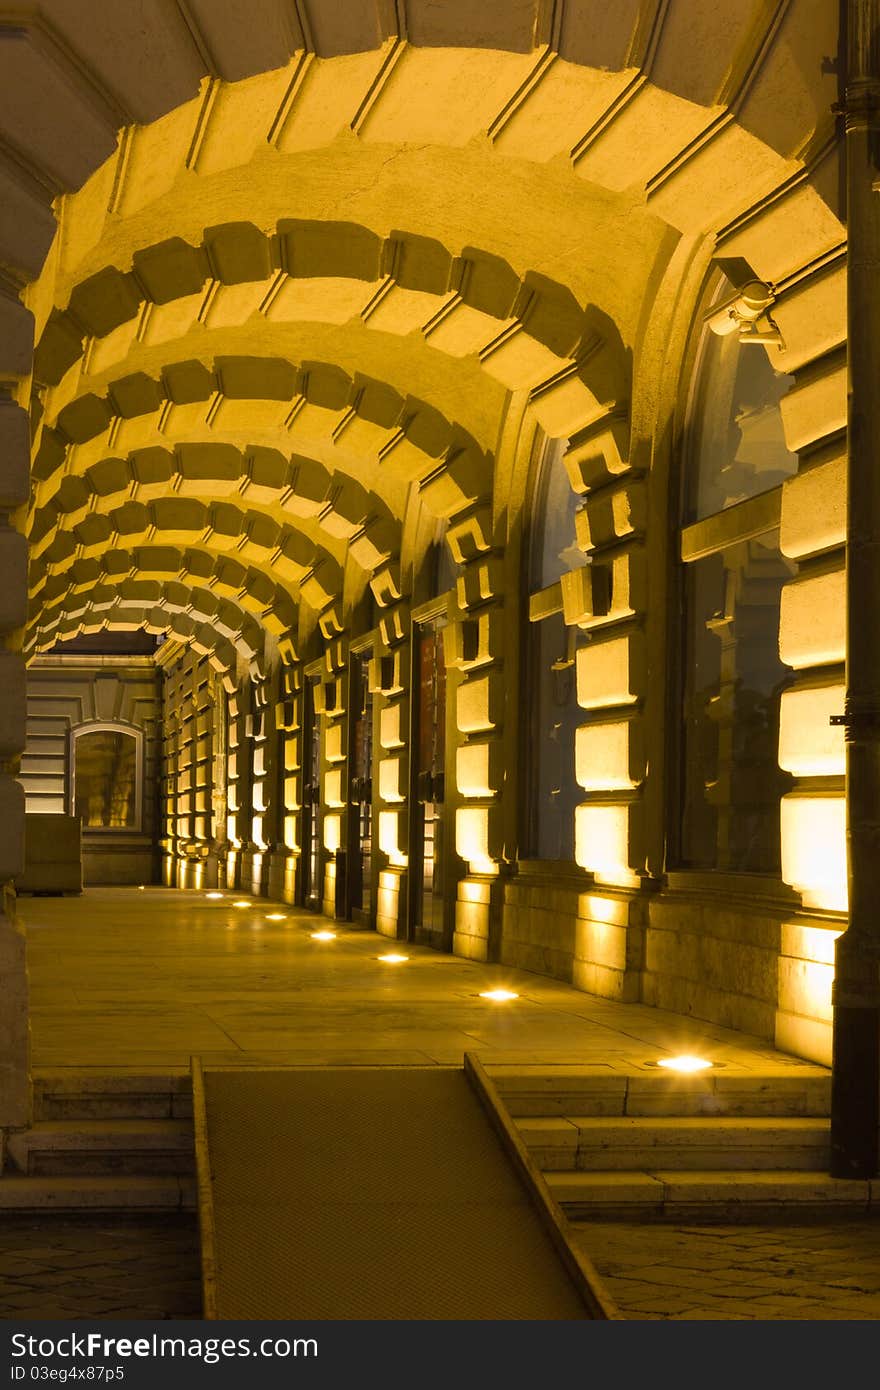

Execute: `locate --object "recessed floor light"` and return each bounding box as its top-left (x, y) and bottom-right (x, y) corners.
top-left (265, 912), bottom-right (287, 922)
top-left (311, 930), bottom-right (336, 941)
top-left (479, 988), bottom-right (519, 1002)
top-left (377, 953), bottom-right (409, 963)
top-left (657, 1055), bottom-right (713, 1073)
top-left (232, 900), bottom-right (251, 908)
top-left (205, 891), bottom-right (224, 900)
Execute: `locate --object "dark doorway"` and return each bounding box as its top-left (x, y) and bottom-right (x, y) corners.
top-left (300, 676), bottom-right (322, 911)
top-left (348, 652), bottom-right (374, 925)
top-left (413, 620), bottom-right (449, 949)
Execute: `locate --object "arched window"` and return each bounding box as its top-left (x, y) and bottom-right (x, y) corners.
top-left (71, 724), bottom-right (142, 831)
top-left (530, 437), bottom-right (588, 591)
top-left (525, 435), bottom-right (586, 861)
top-left (675, 277), bottom-right (796, 875)
top-left (687, 278), bottom-right (797, 521)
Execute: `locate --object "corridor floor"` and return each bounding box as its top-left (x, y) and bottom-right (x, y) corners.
top-left (22, 886), bottom-right (815, 1073)
top-left (16, 885), bottom-right (880, 1323)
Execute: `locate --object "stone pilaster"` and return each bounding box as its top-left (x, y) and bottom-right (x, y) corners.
top-left (449, 506), bottom-right (504, 962)
top-left (370, 565), bottom-right (410, 938)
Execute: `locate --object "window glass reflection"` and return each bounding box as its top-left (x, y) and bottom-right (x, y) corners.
top-left (528, 612), bottom-right (581, 861)
top-left (74, 730), bottom-right (138, 829)
top-left (679, 531), bottom-right (794, 873)
top-left (688, 293), bottom-right (797, 522)
top-left (532, 438), bottom-right (587, 591)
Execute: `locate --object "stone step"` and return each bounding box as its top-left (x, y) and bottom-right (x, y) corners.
top-left (546, 1170), bottom-right (878, 1222)
top-left (518, 1116), bottom-right (831, 1171)
top-left (487, 1066), bottom-right (831, 1118)
top-left (0, 1174), bottom-right (197, 1213)
top-left (33, 1070), bottom-right (192, 1122)
top-left (7, 1120), bottom-right (195, 1177)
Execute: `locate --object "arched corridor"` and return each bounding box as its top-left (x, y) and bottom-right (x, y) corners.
top-left (0, 0), bottom-right (871, 1207)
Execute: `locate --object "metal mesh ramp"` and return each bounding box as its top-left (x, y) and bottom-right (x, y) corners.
top-left (193, 1059), bottom-right (613, 1320)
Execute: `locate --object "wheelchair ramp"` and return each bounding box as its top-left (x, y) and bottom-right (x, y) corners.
top-left (192, 1058), bottom-right (614, 1320)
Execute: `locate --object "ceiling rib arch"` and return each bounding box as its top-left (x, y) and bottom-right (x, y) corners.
top-left (34, 607), bottom-right (245, 688)
top-left (28, 531), bottom-right (343, 656)
top-left (35, 221), bottom-right (628, 443)
top-left (28, 445), bottom-right (401, 575)
top-left (31, 355), bottom-right (500, 541)
top-left (6, 3), bottom-right (843, 683)
top-left (31, 578), bottom-right (280, 679)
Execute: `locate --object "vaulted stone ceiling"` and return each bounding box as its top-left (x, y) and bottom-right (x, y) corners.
top-left (0, 0), bottom-right (843, 682)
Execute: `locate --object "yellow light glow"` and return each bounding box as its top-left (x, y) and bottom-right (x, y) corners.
top-left (377, 953), bottom-right (409, 963)
top-left (780, 794), bottom-right (847, 912)
top-left (657, 1055), bottom-right (712, 1073)
top-left (479, 988), bottom-right (519, 1002)
top-left (205, 891), bottom-right (224, 900)
top-left (265, 912), bottom-right (287, 921)
top-left (311, 930), bottom-right (336, 941)
top-left (233, 900), bottom-right (251, 908)
top-left (574, 803), bottom-right (629, 878)
top-left (137, 885), bottom-right (145, 891)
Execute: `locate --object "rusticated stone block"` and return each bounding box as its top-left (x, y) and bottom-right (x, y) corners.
top-left (456, 672), bottom-right (502, 733)
top-left (575, 717), bottom-right (644, 791)
top-left (575, 799), bottom-right (643, 879)
top-left (778, 681), bottom-right (845, 777)
top-left (379, 699), bottom-right (408, 751)
top-left (780, 449), bottom-right (845, 560)
top-left (780, 354), bottom-right (846, 453)
top-left (455, 555), bottom-right (504, 609)
top-left (455, 803), bottom-right (502, 868)
top-left (378, 754), bottom-right (407, 803)
top-left (456, 739), bottom-right (502, 798)
top-left (0, 649), bottom-right (26, 758)
top-left (564, 411), bottom-right (630, 492)
top-left (781, 793), bottom-right (846, 912)
top-left (0, 402), bottom-right (30, 508)
top-left (0, 775), bottom-right (25, 879)
top-left (0, 528), bottom-right (28, 631)
top-left (576, 631), bottom-right (645, 708)
top-left (779, 568), bottom-right (845, 668)
top-left (560, 563), bottom-right (611, 625)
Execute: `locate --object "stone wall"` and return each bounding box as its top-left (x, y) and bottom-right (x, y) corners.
top-left (21, 654), bottom-right (161, 886)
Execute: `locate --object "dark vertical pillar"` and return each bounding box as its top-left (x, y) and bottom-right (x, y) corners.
top-left (831, 0), bottom-right (880, 1179)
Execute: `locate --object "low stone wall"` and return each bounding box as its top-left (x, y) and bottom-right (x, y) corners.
top-left (501, 866), bottom-right (645, 1002)
top-left (644, 895), bottom-right (783, 1041)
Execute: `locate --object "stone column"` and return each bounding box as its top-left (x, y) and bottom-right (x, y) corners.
top-left (832, 0), bottom-right (880, 1178)
top-left (370, 564), bottom-right (410, 938)
top-left (0, 361), bottom-right (33, 1133)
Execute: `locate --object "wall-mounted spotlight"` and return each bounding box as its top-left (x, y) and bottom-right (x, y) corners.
top-left (706, 279), bottom-right (784, 349)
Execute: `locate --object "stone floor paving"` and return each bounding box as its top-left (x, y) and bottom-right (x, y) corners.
top-left (571, 1219), bottom-right (880, 1319)
top-left (0, 1216), bottom-right (201, 1320)
top-left (19, 887), bottom-right (826, 1073)
top-left (14, 886), bottom-right (880, 1323)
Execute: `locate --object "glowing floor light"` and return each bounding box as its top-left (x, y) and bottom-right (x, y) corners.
top-left (479, 988), bottom-right (519, 1002)
top-left (265, 912), bottom-right (287, 922)
top-left (205, 891), bottom-right (224, 900)
top-left (232, 900), bottom-right (251, 908)
top-left (377, 953), bottom-right (409, 964)
top-left (311, 930), bottom-right (337, 941)
top-left (657, 1055), bottom-right (713, 1073)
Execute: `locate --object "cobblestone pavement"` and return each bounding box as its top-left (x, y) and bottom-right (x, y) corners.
top-left (3, 1213), bottom-right (880, 1321)
top-left (0, 1216), bottom-right (201, 1320)
top-left (571, 1219), bottom-right (880, 1319)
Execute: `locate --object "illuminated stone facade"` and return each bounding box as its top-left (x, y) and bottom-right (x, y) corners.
top-left (0, 2), bottom-right (854, 1135)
